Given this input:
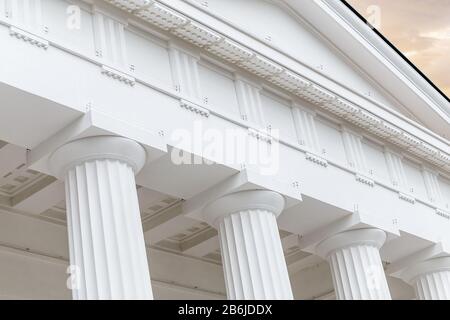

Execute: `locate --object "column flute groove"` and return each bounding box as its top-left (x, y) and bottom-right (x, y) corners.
top-left (316, 228), bottom-right (391, 300)
top-left (204, 190), bottom-right (293, 300)
top-left (401, 256), bottom-right (450, 300)
top-left (50, 136), bottom-right (153, 300)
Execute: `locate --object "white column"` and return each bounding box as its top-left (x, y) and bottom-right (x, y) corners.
top-left (401, 257), bottom-right (450, 300)
top-left (203, 190), bottom-right (293, 300)
top-left (316, 228), bottom-right (391, 300)
top-left (49, 136), bottom-right (153, 300)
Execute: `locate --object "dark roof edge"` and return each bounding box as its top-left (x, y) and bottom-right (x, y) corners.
top-left (341, 0), bottom-right (449, 102)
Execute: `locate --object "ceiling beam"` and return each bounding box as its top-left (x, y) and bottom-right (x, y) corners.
top-left (144, 213), bottom-right (200, 245)
top-left (181, 231), bottom-right (219, 257)
top-left (12, 178), bottom-right (64, 215)
top-left (0, 143), bottom-right (26, 178)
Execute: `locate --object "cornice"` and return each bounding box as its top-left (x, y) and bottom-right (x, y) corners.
top-left (283, 0), bottom-right (449, 138)
top-left (324, 0), bottom-right (449, 118)
top-left (103, 0), bottom-right (450, 174)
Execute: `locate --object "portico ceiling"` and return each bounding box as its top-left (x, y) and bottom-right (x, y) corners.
top-left (0, 140), bottom-right (308, 267)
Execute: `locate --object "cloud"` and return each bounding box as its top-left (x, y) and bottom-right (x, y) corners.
top-left (347, 0), bottom-right (450, 97)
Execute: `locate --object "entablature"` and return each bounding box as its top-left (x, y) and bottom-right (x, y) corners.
top-left (97, 0), bottom-right (450, 171)
top-left (0, 0), bottom-right (447, 173)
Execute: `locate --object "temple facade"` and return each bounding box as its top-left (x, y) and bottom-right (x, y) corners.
top-left (0, 0), bottom-right (449, 300)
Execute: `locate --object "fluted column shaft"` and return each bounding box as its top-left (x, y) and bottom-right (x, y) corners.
top-left (402, 257), bottom-right (450, 300)
top-left (50, 136), bottom-right (152, 300)
top-left (414, 271), bottom-right (450, 300)
top-left (316, 228), bottom-right (391, 300)
top-left (204, 190), bottom-right (293, 300)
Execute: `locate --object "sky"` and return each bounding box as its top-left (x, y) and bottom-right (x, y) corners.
top-left (346, 0), bottom-right (450, 98)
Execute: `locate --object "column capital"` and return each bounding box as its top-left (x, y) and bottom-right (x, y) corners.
top-left (49, 136), bottom-right (146, 179)
top-left (316, 228), bottom-right (387, 259)
top-left (401, 256), bottom-right (450, 285)
top-left (316, 228), bottom-right (391, 299)
top-left (203, 189), bottom-right (285, 227)
top-left (205, 189), bottom-right (292, 299)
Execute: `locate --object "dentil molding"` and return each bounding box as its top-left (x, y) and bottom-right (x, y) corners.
top-left (305, 152), bottom-right (328, 167)
top-left (104, 0), bottom-right (450, 174)
top-left (9, 26), bottom-right (49, 50)
top-left (398, 192), bottom-right (416, 204)
top-left (180, 99), bottom-right (210, 117)
top-left (248, 128), bottom-right (273, 144)
top-left (101, 65), bottom-right (136, 86)
top-left (355, 174), bottom-right (375, 187)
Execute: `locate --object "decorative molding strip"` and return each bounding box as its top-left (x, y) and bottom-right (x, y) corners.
top-left (411, 142), bottom-right (439, 159)
top-left (238, 54), bottom-right (284, 78)
top-left (268, 70), bottom-right (310, 93)
top-left (390, 132), bottom-right (421, 149)
top-left (180, 100), bottom-right (210, 117)
top-left (432, 153), bottom-right (450, 172)
top-left (206, 38), bottom-right (254, 64)
top-left (105, 0), bottom-right (450, 172)
top-left (106, 0), bottom-right (146, 12)
top-left (298, 84), bottom-right (335, 105)
top-left (135, 1), bottom-right (188, 30)
top-left (436, 209), bottom-right (450, 220)
top-left (101, 65), bottom-right (136, 86)
top-left (305, 152), bottom-right (328, 167)
top-left (345, 109), bottom-right (382, 129)
top-left (355, 174), bottom-right (374, 187)
top-left (367, 121), bottom-right (402, 139)
top-left (322, 98), bottom-right (358, 118)
top-left (248, 128), bottom-right (273, 144)
top-left (399, 192), bottom-right (415, 204)
top-left (172, 21), bottom-right (222, 47)
top-left (9, 26), bottom-right (49, 49)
